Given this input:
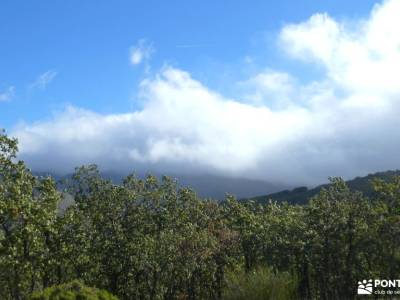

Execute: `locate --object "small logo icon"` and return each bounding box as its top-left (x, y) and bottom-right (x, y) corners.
top-left (358, 279), bottom-right (373, 295)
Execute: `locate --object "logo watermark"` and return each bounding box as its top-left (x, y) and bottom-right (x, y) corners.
top-left (358, 280), bottom-right (373, 294)
top-left (357, 279), bottom-right (400, 296)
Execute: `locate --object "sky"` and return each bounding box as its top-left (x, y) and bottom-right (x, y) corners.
top-left (1, 0), bottom-right (400, 185)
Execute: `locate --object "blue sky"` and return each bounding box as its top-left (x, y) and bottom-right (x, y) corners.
top-left (2, 0), bottom-right (400, 184)
top-left (1, 0), bottom-right (376, 127)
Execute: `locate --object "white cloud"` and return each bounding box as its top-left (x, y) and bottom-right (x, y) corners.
top-left (280, 0), bottom-right (400, 96)
top-left (12, 0), bottom-right (400, 185)
top-left (130, 39), bottom-right (154, 65)
top-left (240, 70), bottom-right (296, 108)
top-left (30, 70), bottom-right (57, 90)
top-left (0, 86), bottom-right (15, 102)
top-left (14, 68), bottom-right (311, 181)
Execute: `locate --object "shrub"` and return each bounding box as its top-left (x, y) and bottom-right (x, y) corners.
top-left (29, 280), bottom-right (118, 300)
top-left (222, 267), bottom-right (298, 300)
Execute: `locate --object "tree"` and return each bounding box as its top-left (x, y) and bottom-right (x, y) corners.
top-left (0, 130), bottom-right (61, 299)
top-left (304, 178), bottom-right (374, 299)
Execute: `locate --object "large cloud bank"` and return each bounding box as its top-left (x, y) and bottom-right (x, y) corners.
top-left (13, 0), bottom-right (400, 185)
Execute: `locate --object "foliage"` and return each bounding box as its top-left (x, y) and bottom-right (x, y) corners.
top-left (1, 130), bottom-right (400, 299)
top-left (222, 267), bottom-right (297, 300)
top-left (0, 130), bottom-right (62, 299)
top-left (29, 280), bottom-right (118, 300)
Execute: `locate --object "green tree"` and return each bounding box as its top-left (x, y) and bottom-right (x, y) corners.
top-left (371, 177), bottom-right (400, 278)
top-left (0, 130), bottom-right (62, 299)
top-left (304, 178), bottom-right (374, 299)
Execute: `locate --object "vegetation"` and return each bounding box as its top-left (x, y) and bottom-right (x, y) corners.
top-left (1, 129), bottom-right (399, 299)
top-left (223, 267), bottom-right (297, 300)
top-left (29, 280), bottom-right (118, 300)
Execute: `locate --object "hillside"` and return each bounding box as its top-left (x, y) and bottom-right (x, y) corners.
top-left (245, 170), bottom-right (400, 205)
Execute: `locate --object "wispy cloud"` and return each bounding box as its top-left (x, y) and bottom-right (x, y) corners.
top-left (29, 70), bottom-right (57, 90)
top-left (0, 86), bottom-right (15, 102)
top-left (130, 39), bottom-right (154, 65)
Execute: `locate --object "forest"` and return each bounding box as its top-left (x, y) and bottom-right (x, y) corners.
top-left (1, 129), bottom-right (399, 299)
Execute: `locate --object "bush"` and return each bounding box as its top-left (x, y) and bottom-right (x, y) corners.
top-left (222, 267), bottom-right (298, 300)
top-left (29, 280), bottom-right (118, 300)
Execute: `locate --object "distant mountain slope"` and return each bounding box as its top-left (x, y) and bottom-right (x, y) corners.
top-left (33, 171), bottom-right (288, 201)
top-left (245, 170), bottom-right (400, 205)
top-left (173, 174), bottom-right (288, 200)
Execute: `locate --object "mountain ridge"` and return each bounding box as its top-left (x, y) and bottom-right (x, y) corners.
top-left (243, 170), bottom-right (400, 205)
